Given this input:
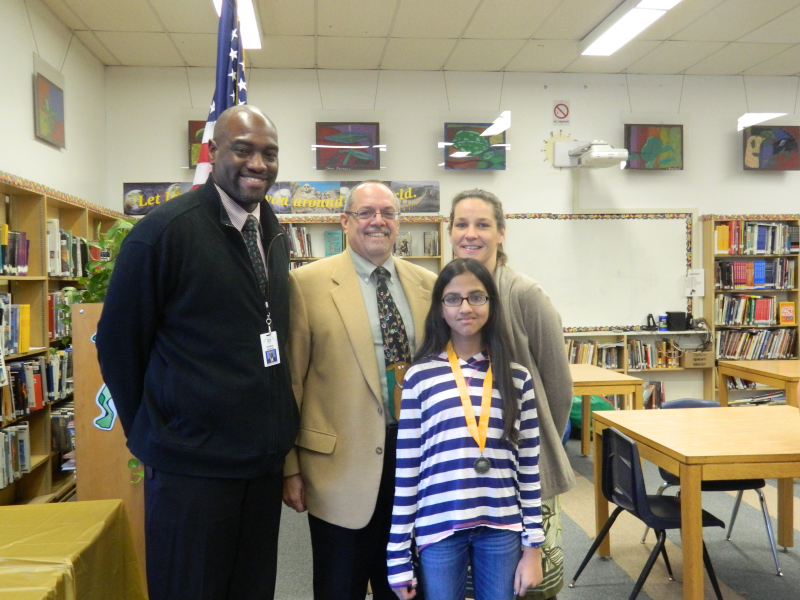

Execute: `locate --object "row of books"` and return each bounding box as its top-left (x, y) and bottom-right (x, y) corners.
top-left (728, 390), bottom-right (786, 406)
top-left (393, 231), bottom-right (440, 258)
top-left (0, 298), bottom-right (31, 356)
top-left (46, 219), bottom-right (101, 277)
top-left (628, 339), bottom-right (680, 370)
top-left (714, 258), bottom-right (796, 290)
top-left (48, 291), bottom-right (72, 341)
top-left (565, 339), bottom-right (623, 369)
top-left (714, 221), bottom-right (800, 256)
top-left (282, 224), bottom-right (313, 258)
top-left (1, 351), bottom-right (73, 422)
top-left (715, 328), bottom-right (796, 360)
top-left (52, 401), bottom-right (75, 472)
top-left (643, 381), bottom-right (666, 409)
top-left (714, 295), bottom-right (782, 326)
top-left (1, 227), bottom-right (30, 276)
top-left (0, 422), bottom-right (31, 489)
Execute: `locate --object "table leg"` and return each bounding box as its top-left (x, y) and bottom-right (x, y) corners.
top-left (633, 383), bottom-right (643, 411)
top-left (594, 427), bottom-right (610, 557)
top-left (680, 464), bottom-right (704, 600)
top-left (786, 382), bottom-right (798, 408)
top-left (581, 394), bottom-right (591, 456)
top-left (777, 477), bottom-right (795, 549)
top-left (718, 370), bottom-right (729, 406)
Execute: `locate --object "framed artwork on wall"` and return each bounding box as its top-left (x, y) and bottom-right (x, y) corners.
top-left (315, 122), bottom-right (380, 170)
top-left (33, 73), bottom-right (65, 149)
top-left (188, 120), bottom-right (206, 168)
top-left (743, 125), bottom-right (800, 170)
top-left (624, 124), bottom-right (683, 170)
top-left (443, 123), bottom-right (506, 170)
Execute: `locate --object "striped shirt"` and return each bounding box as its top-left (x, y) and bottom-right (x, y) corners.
top-left (386, 350), bottom-right (544, 588)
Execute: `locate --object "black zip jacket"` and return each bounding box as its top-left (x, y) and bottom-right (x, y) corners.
top-left (96, 178), bottom-right (299, 478)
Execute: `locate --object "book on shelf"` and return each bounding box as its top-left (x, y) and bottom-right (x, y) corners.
top-left (423, 231), bottom-right (439, 256)
top-left (643, 381), bottom-right (665, 409)
top-left (324, 230), bottom-right (344, 257)
top-left (394, 232), bottom-right (412, 257)
top-left (779, 301), bottom-right (796, 325)
top-left (715, 328), bottom-right (796, 360)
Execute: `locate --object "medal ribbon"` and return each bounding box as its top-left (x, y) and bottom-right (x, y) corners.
top-left (446, 341), bottom-right (492, 453)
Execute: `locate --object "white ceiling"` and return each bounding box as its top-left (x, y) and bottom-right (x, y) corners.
top-left (40, 0), bottom-right (800, 75)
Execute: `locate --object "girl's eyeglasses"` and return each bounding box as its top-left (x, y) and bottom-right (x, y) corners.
top-left (441, 293), bottom-right (490, 307)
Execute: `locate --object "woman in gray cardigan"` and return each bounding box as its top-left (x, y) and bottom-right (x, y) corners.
top-left (448, 189), bottom-right (575, 600)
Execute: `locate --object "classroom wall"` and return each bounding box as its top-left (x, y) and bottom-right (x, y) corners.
top-left (0, 0), bottom-right (107, 202)
top-left (105, 66), bottom-right (800, 216)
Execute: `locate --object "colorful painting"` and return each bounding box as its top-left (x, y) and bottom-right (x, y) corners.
top-left (624, 124), bottom-right (683, 170)
top-left (443, 123), bottom-right (506, 170)
top-left (188, 120), bottom-right (206, 167)
top-left (34, 73), bottom-right (65, 148)
top-left (743, 126), bottom-right (800, 170)
top-left (315, 122), bottom-right (380, 170)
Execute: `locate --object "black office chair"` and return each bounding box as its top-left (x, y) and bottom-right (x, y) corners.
top-left (640, 398), bottom-right (782, 576)
top-left (569, 427), bottom-right (725, 600)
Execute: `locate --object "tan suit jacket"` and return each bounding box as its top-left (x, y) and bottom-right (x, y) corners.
top-left (284, 251), bottom-right (436, 529)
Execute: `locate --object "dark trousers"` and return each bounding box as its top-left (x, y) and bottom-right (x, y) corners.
top-left (308, 425), bottom-right (398, 600)
top-left (143, 467), bottom-right (284, 600)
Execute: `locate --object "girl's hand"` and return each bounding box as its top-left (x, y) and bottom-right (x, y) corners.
top-left (391, 585), bottom-right (417, 600)
top-left (514, 546), bottom-right (543, 596)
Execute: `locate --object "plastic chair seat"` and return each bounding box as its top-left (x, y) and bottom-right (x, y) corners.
top-left (644, 495), bottom-right (725, 530)
top-left (659, 467), bottom-right (766, 492)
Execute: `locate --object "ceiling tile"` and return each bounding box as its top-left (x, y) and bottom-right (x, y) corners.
top-left (381, 38), bottom-right (456, 70)
top-left (563, 41), bottom-right (661, 73)
top-left (170, 33), bottom-right (217, 67)
top-left (317, 0), bottom-right (397, 37)
top-left (673, 0), bottom-right (800, 42)
top-left (743, 44), bottom-right (800, 75)
top-left (317, 37), bottom-right (386, 69)
top-left (40, 0), bottom-right (87, 29)
top-left (392, 0), bottom-right (480, 38)
top-left (504, 40), bottom-right (579, 72)
top-left (740, 5), bottom-right (800, 43)
top-left (256, 0), bottom-right (315, 36)
top-left (625, 41), bottom-right (727, 74)
top-left (638, 0), bottom-right (726, 40)
top-left (532, 0), bottom-right (626, 41)
top-left (684, 42), bottom-right (793, 75)
top-left (63, 0), bottom-right (162, 31)
top-left (444, 39), bottom-right (526, 71)
top-left (463, 0), bottom-right (560, 40)
top-left (74, 30), bottom-right (121, 65)
top-left (247, 36), bottom-right (316, 69)
top-left (149, 0), bottom-right (219, 34)
top-left (94, 32), bottom-right (184, 66)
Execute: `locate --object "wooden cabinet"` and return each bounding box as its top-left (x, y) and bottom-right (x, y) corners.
top-left (701, 215), bottom-right (800, 398)
top-left (0, 171), bottom-right (125, 506)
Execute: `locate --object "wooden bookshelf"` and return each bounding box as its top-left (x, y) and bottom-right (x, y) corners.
top-left (701, 215), bottom-right (800, 400)
top-left (0, 171), bottom-right (125, 506)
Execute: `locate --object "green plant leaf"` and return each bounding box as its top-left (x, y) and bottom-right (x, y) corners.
top-left (451, 130), bottom-right (490, 155)
top-left (325, 132), bottom-right (369, 143)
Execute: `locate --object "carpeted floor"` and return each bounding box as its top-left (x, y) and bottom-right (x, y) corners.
top-left (274, 435), bottom-right (800, 599)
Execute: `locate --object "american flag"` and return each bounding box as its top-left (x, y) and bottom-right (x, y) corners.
top-left (192, 0), bottom-right (248, 188)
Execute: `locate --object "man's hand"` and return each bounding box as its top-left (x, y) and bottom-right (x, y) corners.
top-left (282, 474), bottom-right (307, 512)
top-left (391, 585), bottom-right (417, 600)
top-left (514, 546), bottom-right (543, 596)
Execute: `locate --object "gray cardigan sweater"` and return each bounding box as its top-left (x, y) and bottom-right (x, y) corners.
top-left (496, 264), bottom-right (576, 499)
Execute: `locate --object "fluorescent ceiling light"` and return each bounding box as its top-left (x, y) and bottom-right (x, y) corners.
top-left (213, 0), bottom-right (261, 50)
top-left (580, 0), bottom-right (683, 57)
top-left (738, 113), bottom-right (787, 131)
top-left (481, 111), bottom-right (511, 137)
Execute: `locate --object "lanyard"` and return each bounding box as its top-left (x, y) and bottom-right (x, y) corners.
top-left (446, 341), bottom-right (492, 453)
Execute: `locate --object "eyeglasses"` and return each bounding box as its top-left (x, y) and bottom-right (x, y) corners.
top-left (345, 209), bottom-right (401, 221)
top-left (441, 293), bottom-right (490, 307)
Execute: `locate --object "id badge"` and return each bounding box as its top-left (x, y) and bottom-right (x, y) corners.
top-left (260, 332), bottom-right (281, 367)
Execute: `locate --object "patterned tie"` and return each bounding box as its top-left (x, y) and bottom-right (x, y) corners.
top-left (242, 215), bottom-right (267, 298)
top-left (375, 266), bottom-right (411, 420)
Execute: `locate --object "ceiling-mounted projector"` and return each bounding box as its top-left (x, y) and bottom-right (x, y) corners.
top-left (553, 140), bottom-right (628, 168)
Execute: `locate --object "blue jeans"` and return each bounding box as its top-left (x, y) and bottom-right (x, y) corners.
top-left (419, 527), bottom-right (521, 600)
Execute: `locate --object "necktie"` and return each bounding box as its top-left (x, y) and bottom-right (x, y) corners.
top-left (242, 215), bottom-right (267, 298)
top-left (375, 266), bottom-right (411, 419)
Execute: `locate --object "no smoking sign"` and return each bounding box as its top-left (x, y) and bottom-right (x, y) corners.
top-left (553, 100), bottom-right (570, 125)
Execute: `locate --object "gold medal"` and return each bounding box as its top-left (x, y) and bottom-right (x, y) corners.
top-left (473, 455), bottom-right (491, 474)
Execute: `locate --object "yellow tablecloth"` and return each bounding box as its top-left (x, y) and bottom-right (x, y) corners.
top-left (0, 499), bottom-right (146, 600)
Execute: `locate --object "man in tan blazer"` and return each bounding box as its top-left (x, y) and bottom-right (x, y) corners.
top-left (283, 181), bottom-right (436, 600)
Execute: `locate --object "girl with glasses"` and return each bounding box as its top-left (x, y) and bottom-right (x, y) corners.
top-left (387, 258), bottom-right (544, 600)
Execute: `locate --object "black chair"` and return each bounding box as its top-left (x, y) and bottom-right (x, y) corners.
top-left (569, 427), bottom-right (725, 600)
top-left (640, 398), bottom-right (782, 576)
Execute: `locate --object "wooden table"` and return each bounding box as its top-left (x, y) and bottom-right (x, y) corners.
top-left (593, 406), bottom-right (800, 600)
top-left (717, 359), bottom-right (800, 407)
top-left (570, 363), bottom-right (644, 455)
